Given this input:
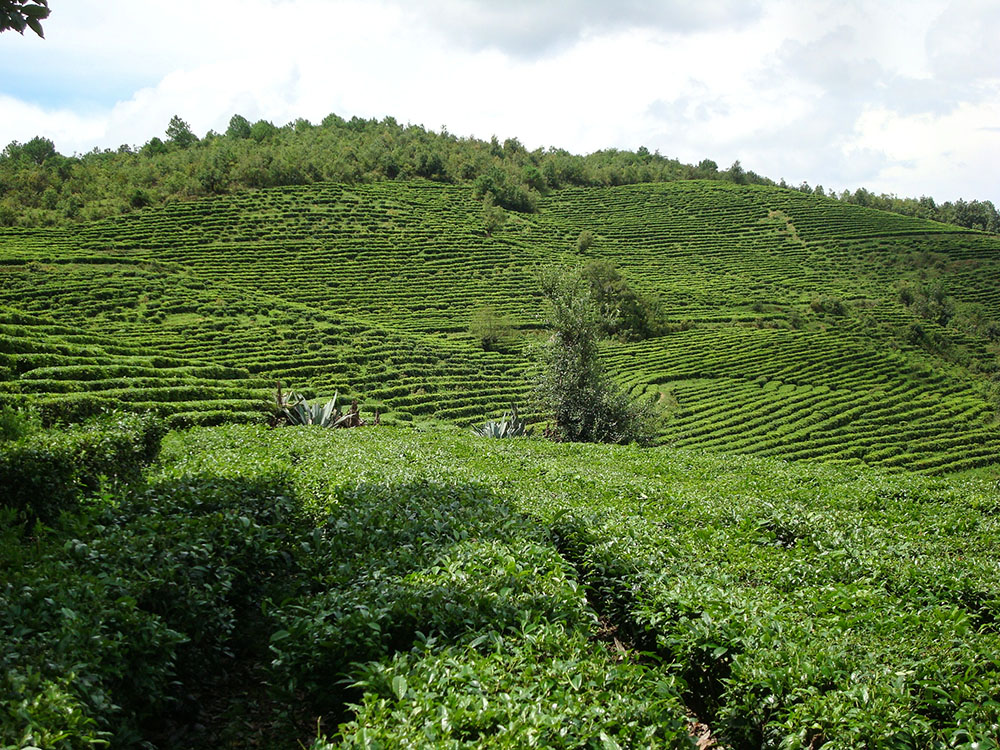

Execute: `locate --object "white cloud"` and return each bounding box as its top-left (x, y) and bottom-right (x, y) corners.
top-left (853, 94), bottom-right (1000, 199)
top-left (0, 0), bottom-right (997, 204)
top-left (0, 95), bottom-right (106, 151)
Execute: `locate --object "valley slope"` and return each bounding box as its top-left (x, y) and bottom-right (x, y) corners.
top-left (1, 179), bottom-right (998, 474)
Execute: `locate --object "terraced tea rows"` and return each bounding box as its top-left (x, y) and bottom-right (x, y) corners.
top-left (1, 179), bottom-right (998, 472)
top-left (607, 327), bottom-right (1000, 473)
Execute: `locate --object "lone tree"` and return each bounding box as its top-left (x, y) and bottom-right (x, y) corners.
top-left (536, 266), bottom-right (660, 445)
top-left (226, 114), bottom-right (252, 140)
top-left (1, 0), bottom-right (49, 37)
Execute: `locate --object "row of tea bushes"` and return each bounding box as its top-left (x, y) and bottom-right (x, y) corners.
top-left (0, 410), bottom-right (165, 519)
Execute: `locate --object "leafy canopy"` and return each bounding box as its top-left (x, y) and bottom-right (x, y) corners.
top-left (1, 0), bottom-right (49, 37)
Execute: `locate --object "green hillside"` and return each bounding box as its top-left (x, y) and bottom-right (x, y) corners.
top-left (2, 179), bottom-right (999, 473)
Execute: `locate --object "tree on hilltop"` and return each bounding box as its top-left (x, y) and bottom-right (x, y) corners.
top-left (166, 116), bottom-right (198, 149)
top-left (226, 114), bottom-right (252, 140)
top-left (2, 136), bottom-right (55, 165)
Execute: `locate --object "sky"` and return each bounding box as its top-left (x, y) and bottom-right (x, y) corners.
top-left (1, 0), bottom-right (998, 205)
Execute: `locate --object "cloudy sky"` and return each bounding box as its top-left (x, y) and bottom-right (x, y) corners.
top-left (2, 0), bottom-right (998, 204)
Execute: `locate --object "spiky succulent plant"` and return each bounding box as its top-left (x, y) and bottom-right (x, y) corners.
top-left (472, 403), bottom-right (532, 438)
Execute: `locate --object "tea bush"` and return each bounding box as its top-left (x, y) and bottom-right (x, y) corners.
top-left (268, 481), bottom-right (592, 710)
top-left (0, 412), bottom-right (165, 518)
top-left (1, 471), bottom-right (315, 746)
top-left (330, 626), bottom-right (692, 748)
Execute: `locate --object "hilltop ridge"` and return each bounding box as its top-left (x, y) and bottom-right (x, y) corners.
top-left (2, 112), bottom-right (996, 232)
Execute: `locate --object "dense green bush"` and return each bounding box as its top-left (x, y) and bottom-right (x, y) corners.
top-left (580, 259), bottom-right (664, 340)
top-left (268, 481), bottom-right (589, 708)
top-left (328, 626), bottom-right (692, 749)
top-left (1, 471), bottom-right (314, 747)
top-left (0, 412), bottom-right (165, 518)
top-left (899, 279), bottom-right (955, 326)
top-left (472, 166), bottom-right (539, 213)
top-left (468, 304), bottom-right (516, 352)
top-left (809, 295), bottom-right (848, 316)
top-left (0, 405), bottom-right (36, 441)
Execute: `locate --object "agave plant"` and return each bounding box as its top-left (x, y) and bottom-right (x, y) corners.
top-left (275, 383), bottom-right (371, 428)
top-left (472, 403), bottom-right (532, 438)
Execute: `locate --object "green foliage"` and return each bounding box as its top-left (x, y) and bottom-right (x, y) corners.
top-left (0, 111), bottom-right (993, 235)
top-left (838, 188), bottom-right (999, 233)
top-left (0, 405), bottom-right (36, 441)
top-left (1, 669), bottom-right (108, 749)
top-left (473, 166), bottom-right (538, 213)
top-left (249, 119), bottom-right (279, 143)
top-left (480, 197), bottom-right (506, 236)
top-left (537, 267), bottom-right (661, 445)
top-left (0, 116), bottom-right (707, 227)
top-left (580, 258), bottom-right (664, 340)
top-left (178, 426), bottom-right (1000, 747)
top-left (899, 279), bottom-right (955, 326)
top-left (165, 115), bottom-right (198, 149)
top-left (267, 480), bottom-right (590, 713)
top-left (333, 627), bottom-right (691, 748)
top-left (0, 0), bottom-right (49, 37)
top-left (1, 469), bottom-right (315, 746)
top-left (576, 229), bottom-right (595, 252)
top-left (468, 303), bottom-right (515, 351)
top-left (225, 113), bottom-right (252, 140)
top-left (809, 294), bottom-right (848, 316)
top-left (6, 424), bottom-right (1000, 747)
top-left (0, 412), bottom-right (165, 519)
top-left (2, 135), bottom-right (56, 165)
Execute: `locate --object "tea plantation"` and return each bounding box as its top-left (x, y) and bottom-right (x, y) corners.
top-left (3, 178), bottom-right (1000, 747)
top-left (3, 424), bottom-right (999, 747)
top-left (1, 179), bottom-right (998, 473)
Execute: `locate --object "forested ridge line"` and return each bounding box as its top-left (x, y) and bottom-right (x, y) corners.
top-left (2, 112), bottom-right (997, 232)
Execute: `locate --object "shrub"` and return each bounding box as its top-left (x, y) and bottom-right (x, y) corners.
top-left (899, 280), bottom-right (955, 327)
top-left (472, 167), bottom-right (538, 213)
top-left (0, 406), bottom-right (36, 441)
top-left (267, 481), bottom-right (586, 710)
top-left (580, 259), bottom-right (664, 340)
top-left (330, 628), bottom-right (691, 749)
top-left (0, 413), bottom-right (166, 519)
top-left (1, 473), bottom-right (312, 746)
top-left (34, 394), bottom-right (116, 426)
top-left (810, 295), bottom-right (848, 316)
top-left (481, 199), bottom-right (506, 236)
top-left (468, 304), bottom-right (515, 351)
